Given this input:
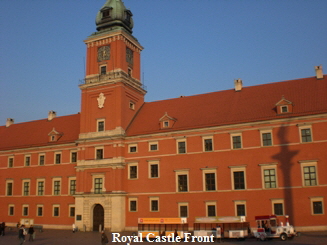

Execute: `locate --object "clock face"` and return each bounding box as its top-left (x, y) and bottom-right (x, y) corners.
top-left (98, 46), bottom-right (110, 62)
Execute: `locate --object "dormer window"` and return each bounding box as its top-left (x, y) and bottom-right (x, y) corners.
top-left (275, 96), bottom-right (293, 115)
top-left (101, 7), bottom-right (112, 20)
top-left (159, 112), bottom-right (177, 129)
top-left (125, 10), bottom-right (133, 23)
top-left (48, 128), bottom-right (63, 142)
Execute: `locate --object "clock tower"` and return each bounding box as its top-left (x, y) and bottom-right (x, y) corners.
top-left (75, 0), bottom-right (146, 232)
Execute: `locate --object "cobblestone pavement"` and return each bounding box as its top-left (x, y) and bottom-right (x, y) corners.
top-left (0, 229), bottom-right (326, 245)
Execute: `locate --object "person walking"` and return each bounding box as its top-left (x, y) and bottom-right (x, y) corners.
top-left (18, 225), bottom-right (26, 245)
top-left (72, 223), bottom-right (76, 233)
top-left (101, 230), bottom-right (109, 245)
top-left (28, 225), bottom-right (35, 241)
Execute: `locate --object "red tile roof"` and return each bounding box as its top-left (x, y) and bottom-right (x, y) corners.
top-left (126, 76), bottom-right (327, 136)
top-left (0, 114), bottom-right (80, 151)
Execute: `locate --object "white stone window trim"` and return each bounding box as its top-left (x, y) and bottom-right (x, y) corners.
top-left (148, 141), bottom-right (159, 152)
top-left (91, 173), bottom-right (106, 193)
top-left (205, 201), bottom-right (217, 217)
top-left (127, 162), bottom-right (138, 180)
top-left (8, 204), bottom-right (15, 216)
top-left (230, 132), bottom-right (243, 149)
top-left (6, 179), bottom-right (14, 196)
top-left (97, 118), bottom-right (105, 132)
top-left (259, 163), bottom-right (278, 189)
top-left (128, 143), bottom-right (138, 153)
top-left (176, 139), bottom-right (187, 154)
top-left (178, 202), bottom-right (189, 218)
top-left (52, 204), bottom-right (60, 217)
top-left (299, 160), bottom-right (319, 187)
top-left (148, 160), bottom-right (160, 179)
top-left (36, 204), bottom-right (44, 217)
top-left (297, 124), bottom-right (313, 143)
top-left (174, 169), bottom-right (190, 193)
top-left (202, 135), bottom-right (214, 152)
top-left (201, 168), bottom-right (218, 192)
top-left (259, 129), bottom-right (273, 147)
top-left (234, 200), bottom-right (247, 217)
top-left (8, 156), bottom-right (14, 168)
top-left (22, 204), bottom-right (29, 216)
top-left (129, 197), bottom-right (138, 212)
top-left (69, 204), bottom-right (75, 217)
top-left (38, 153), bottom-right (46, 166)
top-left (22, 179), bottom-right (31, 196)
top-left (270, 198), bottom-right (285, 216)
top-left (54, 151), bottom-right (62, 164)
top-left (24, 154), bottom-right (31, 167)
top-left (70, 150), bottom-right (78, 163)
top-left (149, 197), bottom-right (159, 212)
top-left (36, 178), bottom-right (45, 196)
top-left (229, 165), bottom-right (247, 190)
top-left (68, 177), bottom-right (77, 195)
top-left (309, 196), bottom-right (324, 215)
top-left (52, 177), bottom-right (62, 196)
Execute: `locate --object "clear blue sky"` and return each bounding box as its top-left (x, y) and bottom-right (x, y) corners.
top-left (1, 0), bottom-right (326, 125)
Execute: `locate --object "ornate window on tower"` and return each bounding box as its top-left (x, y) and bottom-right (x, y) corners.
top-left (98, 46), bottom-right (110, 62)
top-left (126, 47), bottom-right (133, 65)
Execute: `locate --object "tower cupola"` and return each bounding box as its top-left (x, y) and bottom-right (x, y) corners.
top-left (95, 0), bottom-right (134, 33)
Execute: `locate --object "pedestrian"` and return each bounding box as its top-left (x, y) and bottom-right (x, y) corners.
top-left (28, 225), bottom-right (35, 241)
top-left (18, 225), bottom-right (26, 245)
top-left (72, 223), bottom-right (76, 233)
top-left (0, 222), bottom-right (3, 236)
top-left (101, 230), bottom-right (109, 245)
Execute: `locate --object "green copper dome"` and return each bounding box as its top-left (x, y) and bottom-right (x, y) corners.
top-left (95, 0), bottom-right (134, 33)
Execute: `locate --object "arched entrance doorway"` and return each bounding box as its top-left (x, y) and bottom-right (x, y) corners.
top-left (93, 204), bottom-right (104, 231)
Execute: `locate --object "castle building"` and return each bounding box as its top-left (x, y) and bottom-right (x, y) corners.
top-left (0, 0), bottom-right (326, 232)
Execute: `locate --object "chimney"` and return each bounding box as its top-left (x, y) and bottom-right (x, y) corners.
top-left (6, 118), bottom-right (14, 127)
top-left (315, 65), bottom-right (323, 79)
top-left (234, 79), bottom-right (243, 91)
top-left (48, 111), bottom-right (57, 121)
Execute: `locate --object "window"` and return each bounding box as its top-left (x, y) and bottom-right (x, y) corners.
top-left (53, 180), bottom-right (61, 195)
top-left (37, 181), bottom-right (44, 196)
top-left (178, 175), bottom-right (188, 192)
top-left (129, 198), bottom-right (137, 212)
top-left (25, 156), bottom-right (31, 166)
top-left (55, 153), bottom-right (61, 164)
top-left (126, 47), bottom-right (133, 65)
top-left (163, 121), bottom-right (169, 128)
top-left (177, 140), bottom-right (186, 154)
top-left (261, 130), bottom-right (273, 146)
top-left (150, 198), bottom-right (159, 212)
top-left (203, 137), bottom-right (213, 152)
top-left (205, 173), bottom-right (216, 191)
top-left (9, 205), bottom-right (14, 216)
top-left (97, 120), bottom-right (105, 132)
top-left (39, 154), bottom-right (45, 166)
top-left (8, 157), bottom-right (14, 168)
top-left (304, 166), bottom-right (317, 186)
top-left (149, 142), bottom-right (158, 151)
top-left (129, 144), bottom-right (137, 153)
top-left (206, 202), bottom-right (216, 217)
top-left (129, 101), bottom-right (135, 110)
top-left (281, 106), bottom-right (288, 113)
top-left (53, 206), bottom-right (60, 217)
top-left (129, 164), bottom-right (138, 179)
top-left (234, 201), bottom-right (246, 216)
top-left (264, 169), bottom-right (277, 188)
top-left (23, 181), bottom-right (30, 196)
top-left (150, 164), bottom-right (159, 178)
top-left (6, 182), bottom-right (13, 196)
top-left (96, 148), bottom-right (104, 160)
top-left (100, 65), bottom-right (107, 75)
top-left (230, 166), bottom-right (247, 190)
top-left (301, 128), bottom-right (312, 143)
top-left (23, 205), bottom-right (29, 216)
top-left (71, 152), bottom-right (77, 163)
top-left (37, 206), bottom-right (43, 217)
top-left (94, 178), bottom-right (103, 194)
top-left (70, 179), bottom-right (76, 195)
top-left (274, 203), bottom-right (284, 215)
top-left (102, 9), bottom-right (110, 18)
top-left (128, 68), bottom-right (132, 77)
top-left (179, 204), bottom-right (188, 218)
top-left (231, 133), bottom-right (242, 149)
top-left (69, 206), bottom-right (75, 217)
top-left (233, 171), bottom-right (245, 190)
top-left (310, 197), bottom-right (324, 215)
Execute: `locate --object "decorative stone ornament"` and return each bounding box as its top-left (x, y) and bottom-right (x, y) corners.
top-left (97, 93), bottom-right (106, 108)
